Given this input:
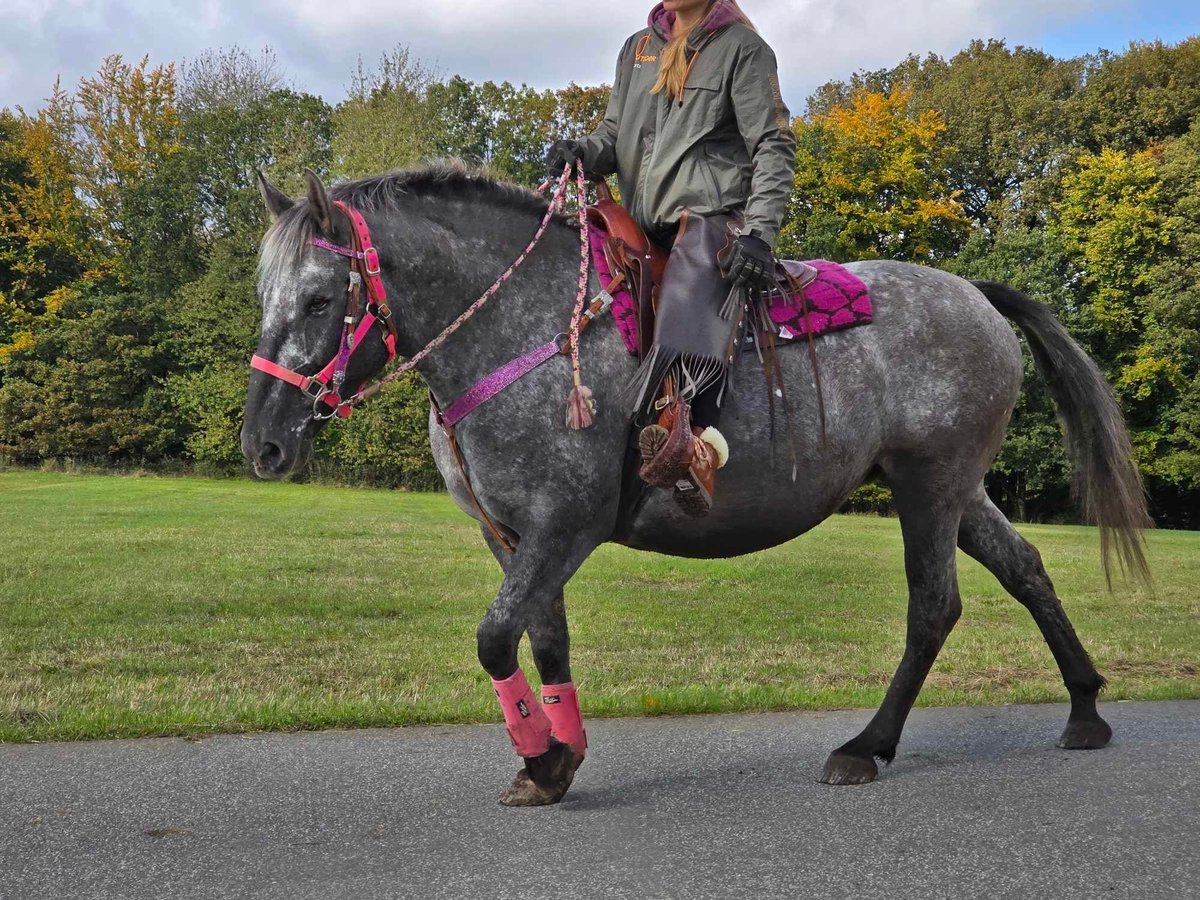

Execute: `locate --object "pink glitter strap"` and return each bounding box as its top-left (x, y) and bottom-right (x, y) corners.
top-left (309, 236), bottom-right (363, 259)
top-left (440, 339), bottom-right (562, 427)
top-left (491, 668), bottom-right (552, 758)
top-left (542, 682), bottom-right (586, 761)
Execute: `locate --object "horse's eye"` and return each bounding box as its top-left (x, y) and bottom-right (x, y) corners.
top-left (308, 297), bottom-right (332, 315)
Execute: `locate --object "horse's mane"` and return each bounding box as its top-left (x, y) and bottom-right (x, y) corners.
top-left (332, 161), bottom-right (553, 217)
top-left (258, 161), bottom-right (559, 290)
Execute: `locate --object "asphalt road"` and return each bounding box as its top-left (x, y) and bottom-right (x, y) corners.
top-left (2, 701), bottom-right (1197, 899)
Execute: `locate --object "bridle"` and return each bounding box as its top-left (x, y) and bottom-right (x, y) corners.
top-left (250, 200), bottom-right (398, 421)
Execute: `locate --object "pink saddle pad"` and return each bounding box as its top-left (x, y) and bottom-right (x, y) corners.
top-left (771, 259), bottom-right (873, 341)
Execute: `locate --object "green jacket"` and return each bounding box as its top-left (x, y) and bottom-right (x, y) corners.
top-left (581, 4), bottom-right (797, 247)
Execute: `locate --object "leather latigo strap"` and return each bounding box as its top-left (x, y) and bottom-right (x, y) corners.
top-left (432, 395), bottom-right (517, 555)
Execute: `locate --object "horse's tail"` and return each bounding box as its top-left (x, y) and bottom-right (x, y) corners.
top-left (973, 280), bottom-right (1153, 587)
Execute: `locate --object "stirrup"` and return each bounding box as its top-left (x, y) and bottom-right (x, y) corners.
top-left (672, 438), bottom-right (716, 518)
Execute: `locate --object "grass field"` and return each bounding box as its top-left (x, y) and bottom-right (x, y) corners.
top-left (0, 470), bottom-right (1196, 743)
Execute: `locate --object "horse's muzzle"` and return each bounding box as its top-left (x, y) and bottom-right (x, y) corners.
top-left (242, 425), bottom-right (300, 480)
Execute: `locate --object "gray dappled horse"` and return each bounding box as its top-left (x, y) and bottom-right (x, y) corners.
top-left (243, 165), bottom-right (1151, 806)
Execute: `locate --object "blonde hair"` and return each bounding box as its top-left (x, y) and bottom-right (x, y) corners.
top-left (651, 1), bottom-right (756, 101)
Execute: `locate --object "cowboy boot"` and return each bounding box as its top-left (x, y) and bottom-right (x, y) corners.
top-left (672, 426), bottom-right (729, 517)
top-left (639, 399), bottom-right (730, 516)
top-left (638, 399), bottom-right (694, 488)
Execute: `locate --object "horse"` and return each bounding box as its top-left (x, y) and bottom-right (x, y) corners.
top-left (242, 163), bottom-right (1151, 806)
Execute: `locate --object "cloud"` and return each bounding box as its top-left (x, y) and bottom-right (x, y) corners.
top-left (0, 0), bottom-right (1126, 116)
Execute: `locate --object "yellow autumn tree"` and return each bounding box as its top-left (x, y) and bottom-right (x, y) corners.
top-left (0, 83), bottom-right (98, 358)
top-left (780, 87), bottom-right (968, 262)
top-left (74, 54), bottom-right (192, 290)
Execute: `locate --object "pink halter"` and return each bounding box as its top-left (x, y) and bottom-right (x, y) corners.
top-left (250, 200), bottom-right (398, 420)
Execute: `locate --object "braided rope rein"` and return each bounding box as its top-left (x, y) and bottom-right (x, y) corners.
top-left (345, 162), bottom-right (594, 430)
top-left (564, 162), bottom-right (594, 430)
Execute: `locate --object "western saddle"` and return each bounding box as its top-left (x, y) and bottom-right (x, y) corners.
top-left (585, 181), bottom-right (818, 362)
top-left (585, 182), bottom-right (669, 360)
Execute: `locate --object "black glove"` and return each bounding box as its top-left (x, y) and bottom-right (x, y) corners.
top-left (545, 139), bottom-right (586, 180)
top-left (722, 234), bottom-right (775, 288)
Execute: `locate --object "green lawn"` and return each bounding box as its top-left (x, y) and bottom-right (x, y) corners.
top-left (0, 470), bottom-right (1196, 743)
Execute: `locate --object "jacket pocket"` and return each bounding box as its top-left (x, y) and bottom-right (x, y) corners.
top-left (682, 72), bottom-right (726, 131)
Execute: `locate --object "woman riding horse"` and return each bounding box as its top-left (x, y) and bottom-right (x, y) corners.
top-left (547, 0), bottom-right (796, 516)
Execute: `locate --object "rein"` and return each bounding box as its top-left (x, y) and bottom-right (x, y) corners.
top-left (250, 162), bottom-right (594, 425)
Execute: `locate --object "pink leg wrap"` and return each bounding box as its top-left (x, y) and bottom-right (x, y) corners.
top-left (542, 682), bottom-right (587, 760)
top-left (491, 668), bottom-right (552, 759)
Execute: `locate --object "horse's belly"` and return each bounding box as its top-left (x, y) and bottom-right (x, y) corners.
top-left (619, 494), bottom-right (834, 558)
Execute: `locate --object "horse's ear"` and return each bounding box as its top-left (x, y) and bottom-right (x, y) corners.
top-left (304, 168), bottom-right (335, 234)
top-left (257, 170), bottom-right (294, 222)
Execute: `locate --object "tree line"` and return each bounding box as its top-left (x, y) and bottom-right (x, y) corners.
top-left (0, 39), bottom-right (1197, 526)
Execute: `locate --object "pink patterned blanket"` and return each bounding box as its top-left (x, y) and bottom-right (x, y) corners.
top-left (589, 230), bottom-right (873, 355)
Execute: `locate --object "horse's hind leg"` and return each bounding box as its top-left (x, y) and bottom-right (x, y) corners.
top-left (821, 470), bottom-right (966, 785)
top-left (957, 491), bottom-right (1111, 749)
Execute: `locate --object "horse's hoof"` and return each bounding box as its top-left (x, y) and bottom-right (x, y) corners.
top-left (498, 769), bottom-right (563, 807)
top-left (1057, 717), bottom-right (1112, 750)
top-left (497, 741), bottom-right (577, 807)
top-left (820, 751), bottom-right (879, 786)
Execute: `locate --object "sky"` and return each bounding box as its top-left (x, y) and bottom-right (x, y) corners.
top-left (1, 0), bottom-right (1197, 116)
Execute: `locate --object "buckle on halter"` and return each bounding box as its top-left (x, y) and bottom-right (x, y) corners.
top-left (363, 247), bottom-right (381, 276)
top-left (302, 379), bottom-right (330, 403)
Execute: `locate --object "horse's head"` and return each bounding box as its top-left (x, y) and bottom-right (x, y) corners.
top-left (241, 171), bottom-right (395, 479)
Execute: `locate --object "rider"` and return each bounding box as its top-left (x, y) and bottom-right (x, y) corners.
top-left (547, 0), bottom-right (796, 516)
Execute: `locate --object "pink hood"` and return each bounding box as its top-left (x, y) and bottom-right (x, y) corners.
top-left (648, 1), bottom-right (745, 41)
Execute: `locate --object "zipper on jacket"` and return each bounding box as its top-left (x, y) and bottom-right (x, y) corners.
top-left (677, 53), bottom-right (701, 107)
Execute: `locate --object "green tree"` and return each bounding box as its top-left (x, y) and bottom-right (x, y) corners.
top-left (0, 84), bottom-right (97, 354)
top-left (1054, 147), bottom-right (1170, 350)
top-left (0, 281), bottom-right (175, 461)
top-left (427, 75), bottom-right (490, 165)
top-left (1136, 124), bottom-right (1200, 492)
top-left (74, 55), bottom-right (201, 295)
top-left (333, 47), bottom-right (440, 178)
top-left (910, 41), bottom-right (1081, 228)
top-left (1072, 38), bottom-right (1200, 153)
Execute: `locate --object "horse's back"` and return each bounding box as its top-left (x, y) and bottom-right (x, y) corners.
top-left (845, 260), bottom-right (1024, 452)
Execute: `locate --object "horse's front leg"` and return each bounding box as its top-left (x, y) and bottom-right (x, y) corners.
top-left (527, 590), bottom-right (587, 767)
top-left (477, 531), bottom-right (595, 807)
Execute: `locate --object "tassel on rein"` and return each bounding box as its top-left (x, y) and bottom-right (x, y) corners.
top-left (567, 380), bottom-right (595, 430)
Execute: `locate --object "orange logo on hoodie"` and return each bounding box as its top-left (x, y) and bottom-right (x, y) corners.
top-left (634, 34), bottom-right (658, 64)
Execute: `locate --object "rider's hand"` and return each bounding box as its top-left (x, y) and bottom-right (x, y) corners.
top-left (545, 139), bottom-right (586, 180)
top-left (723, 234), bottom-right (775, 288)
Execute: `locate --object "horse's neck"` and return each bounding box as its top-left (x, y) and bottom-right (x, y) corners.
top-left (393, 205), bottom-right (583, 406)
